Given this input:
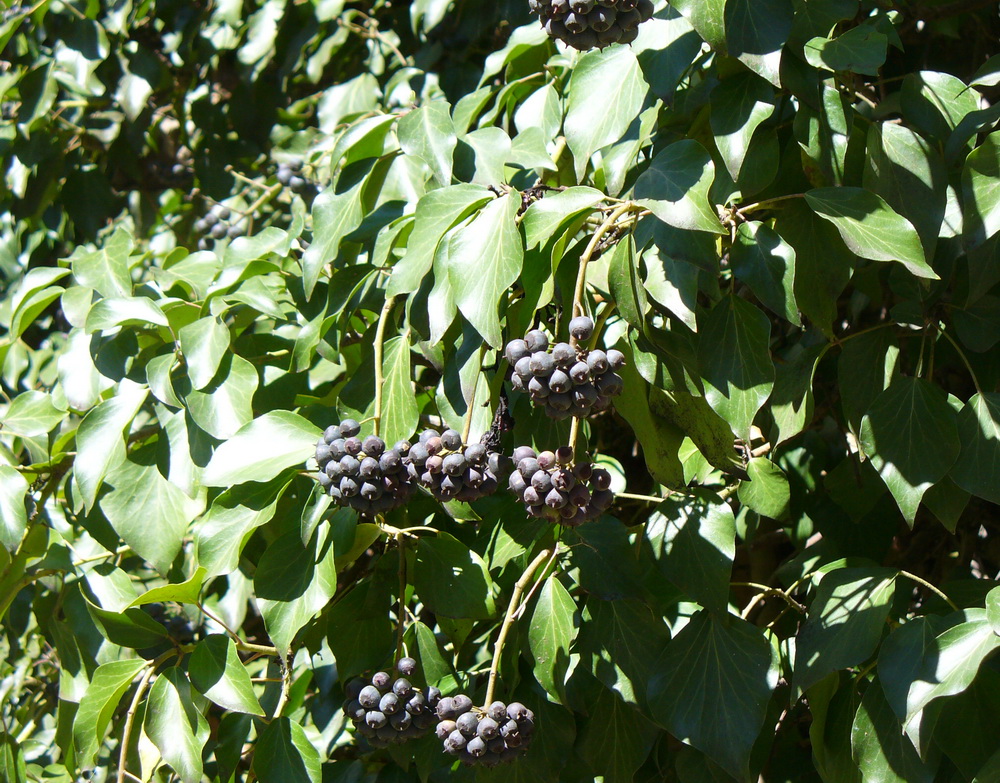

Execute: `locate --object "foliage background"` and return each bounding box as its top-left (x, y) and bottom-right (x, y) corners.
top-left (2, 0), bottom-right (1000, 781)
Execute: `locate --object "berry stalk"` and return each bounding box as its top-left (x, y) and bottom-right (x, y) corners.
top-left (483, 547), bottom-right (553, 708)
top-left (570, 201), bottom-right (632, 329)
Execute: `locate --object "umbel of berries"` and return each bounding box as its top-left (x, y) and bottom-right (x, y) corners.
top-left (343, 658), bottom-right (441, 748)
top-left (508, 445), bottom-right (615, 526)
top-left (506, 317), bottom-right (625, 420)
top-left (405, 428), bottom-right (504, 502)
top-left (528, 0), bottom-right (655, 51)
top-left (436, 696), bottom-right (535, 766)
top-left (313, 419), bottom-right (416, 516)
top-left (193, 203), bottom-right (246, 251)
top-left (276, 159), bottom-right (314, 196)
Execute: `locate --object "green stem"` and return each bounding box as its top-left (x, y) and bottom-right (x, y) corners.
top-left (395, 533), bottom-right (407, 665)
top-left (372, 296), bottom-right (398, 438)
top-left (736, 193), bottom-right (805, 218)
top-left (483, 548), bottom-right (552, 708)
top-left (570, 202), bottom-right (633, 329)
top-left (898, 569), bottom-right (960, 612)
top-left (935, 325), bottom-right (983, 397)
top-left (462, 343), bottom-right (488, 444)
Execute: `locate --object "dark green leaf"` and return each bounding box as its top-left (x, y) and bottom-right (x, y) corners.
top-left (710, 74), bottom-right (775, 181)
top-left (397, 101), bottom-right (457, 187)
top-left (577, 685), bottom-right (658, 783)
top-left (73, 659), bottom-right (147, 767)
top-left (730, 220), bottom-right (799, 325)
top-left (851, 677), bottom-right (934, 783)
top-left (413, 532), bottom-right (496, 619)
top-left (725, 0), bottom-right (793, 86)
top-left (804, 25), bottom-right (887, 76)
top-left (635, 140), bottom-right (724, 234)
top-left (144, 669), bottom-right (206, 783)
top-left (738, 457), bottom-right (790, 520)
top-left (189, 635), bottom-right (264, 716)
top-left (669, 0), bottom-right (726, 51)
top-left (962, 130), bottom-right (1000, 250)
top-left (607, 235), bottom-right (646, 328)
top-left (528, 577), bottom-right (577, 704)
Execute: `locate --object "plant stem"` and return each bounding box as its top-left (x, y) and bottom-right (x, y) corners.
top-left (735, 193), bottom-right (805, 219)
top-left (571, 202), bottom-right (633, 326)
top-left (898, 569), bottom-right (960, 612)
top-left (934, 324), bottom-right (983, 396)
top-left (395, 533), bottom-right (407, 664)
top-left (587, 301), bottom-right (617, 352)
top-left (372, 296), bottom-right (398, 438)
top-left (568, 415), bottom-right (581, 457)
top-left (483, 548), bottom-right (553, 708)
top-left (617, 491), bottom-right (670, 503)
top-left (117, 665), bottom-right (156, 783)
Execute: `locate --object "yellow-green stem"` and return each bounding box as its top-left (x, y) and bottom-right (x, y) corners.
top-left (571, 202), bottom-right (633, 328)
top-left (372, 296), bottom-right (398, 438)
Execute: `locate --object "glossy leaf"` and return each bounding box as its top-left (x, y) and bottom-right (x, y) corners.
top-left (859, 376), bottom-right (961, 524)
top-left (738, 457), bottom-right (790, 520)
top-left (710, 74), bottom-right (775, 181)
top-left (145, 669), bottom-right (205, 783)
top-left (203, 411), bottom-right (321, 487)
top-left (379, 335), bottom-right (419, 447)
top-left (951, 393), bottom-right (1000, 504)
top-left (725, 0), bottom-right (793, 86)
top-left (528, 577), bottom-right (577, 704)
top-left (0, 466), bottom-right (28, 552)
top-left (301, 179), bottom-right (365, 298)
top-left (635, 140), bottom-right (724, 235)
top-left (413, 533), bottom-right (496, 619)
top-left (961, 130), bottom-right (1000, 249)
top-left (189, 635), bottom-right (264, 715)
top-left (397, 101), bottom-right (457, 187)
top-left (804, 25), bottom-right (887, 76)
top-left (730, 220), bottom-right (799, 325)
top-left (178, 316), bottom-right (230, 390)
top-left (73, 659), bottom-right (147, 767)
top-left (851, 676), bottom-right (934, 783)
top-left (577, 685), bottom-right (658, 783)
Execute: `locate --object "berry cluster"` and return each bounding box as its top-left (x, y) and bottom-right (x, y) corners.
top-left (528, 0), bottom-right (655, 51)
top-left (506, 317), bottom-right (625, 419)
top-left (193, 204), bottom-right (246, 251)
top-left (436, 697), bottom-right (535, 766)
top-left (314, 420), bottom-right (416, 516)
top-left (343, 658), bottom-right (441, 748)
top-left (276, 160), bottom-right (314, 196)
top-left (508, 445), bottom-right (614, 525)
top-left (405, 429), bottom-right (503, 502)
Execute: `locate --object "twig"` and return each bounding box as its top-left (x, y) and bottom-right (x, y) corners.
top-left (570, 202), bottom-right (633, 325)
top-left (568, 416), bottom-right (582, 457)
top-left (898, 569), bottom-right (959, 612)
top-left (735, 193), bottom-right (805, 220)
top-left (934, 325), bottom-right (983, 397)
top-left (116, 661), bottom-right (159, 783)
top-left (395, 533), bottom-right (407, 665)
top-left (483, 548), bottom-right (553, 708)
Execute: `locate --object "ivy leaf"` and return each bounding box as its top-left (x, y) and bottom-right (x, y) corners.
top-left (144, 669), bottom-right (206, 783)
top-left (710, 74), bottom-right (775, 181)
top-left (528, 577), bottom-right (578, 705)
top-left (669, 0), bottom-right (726, 51)
top-left (724, 0), bottom-right (793, 87)
top-left (252, 718), bottom-right (321, 783)
top-left (792, 568), bottom-right (897, 694)
top-left (805, 188), bottom-right (937, 280)
top-left (301, 179), bottom-right (365, 299)
top-left (697, 294), bottom-right (774, 444)
top-left (635, 140), bottom-right (724, 235)
top-left (577, 685), bottom-right (658, 783)
top-left (851, 676), bottom-right (935, 783)
top-left (397, 101), bottom-right (457, 187)
top-left (413, 533), bottom-right (496, 619)
top-left (522, 187), bottom-right (605, 250)
top-left (647, 611), bottom-right (776, 780)
top-left (0, 734), bottom-right (26, 783)
top-left (189, 635), bottom-right (264, 716)
top-left (951, 393), bottom-right (1000, 504)
top-left (901, 71), bottom-right (980, 145)
top-left (74, 380), bottom-right (149, 511)
top-left (326, 575), bottom-right (394, 678)
top-left (565, 46), bottom-right (647, 180)
top-left (730, 220), bottom-right (799, 325)
top-left (804, 25), bottom-right (888, 76)
top-left (128, 568), bottom-right (206, 608)
top-left (84, 296), bottom-right (169, 333)
top-left (68, 225), bottom-right (133, 298)
top-left (961, 130), bottom-right (1000, 250)
top-left (255, 529), bottom-right (338, 655)
top-left (73, 659), bottom-right (148, 767)
top-left (185, 353), bottom-right (258, 440)
top-left (443, 193), bottom-right (523, 348)
top-left (379, 335), bottom-right (418, 447)
top-left (738, 457), bottom-right (790, 520)
top-left (1, 390), bottom-right (67, 438)
top-left (607, 235), bottom-right (646, 328)
top-left (646, 494), bottom-right (736, 615)
top-left (0, 466), bottom-right (29, 553)
top-left (203, 411), bottom-right (321, 487)
top-left (178, 317), bottom-right (230, 391)
top-left (859, 376), bottom-right (961, 525)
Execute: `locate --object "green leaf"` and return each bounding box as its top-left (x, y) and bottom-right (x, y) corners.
top-left (522, 187), bottom-right (605, 250)
top-left (255, 528), bottom-right (338, 654)
top-left (710, 74), bottom-right (775, 181)
top-left (0, 734), bottom-right (26, 783)
top-left (528, 577), bottom-right (578, 705)
top-left (565, 46), bottom-right (648, 180)
top-left (99, 456), bottom-right (204, 574)
top-left (646, 494), bottom-right (736, 615)
top-left (805, 188), bottom-right (936, 280)
top-left (73, 659), bottom-right (147, 767)
top-left (953, 295), bottom-right (1000, 352)
top-left (74, 380), bottom-right (149, 511)
top-left (69, 225), bottom-right (133, 298)
top-left (901, 71), bottom-right (980, 145)
top-left (203, 411), bottom-right (321, 487)
top-left (386, 184), bottom-right (491, 296)
top-left (878, 616), bottom-right (949, 724)
top-left (607, 235), bottom-right (646, 328)
top-left (577, 685), bottom-right (658, 783)
top-left (770, 343), bottom-right (824, 445)
top-left (128, 567), bottom-right (206, 608)
top-left (647, 611), bottom-right (776, 779)
top-left (903, 610), bottom-right (1000, 736)
top-left (0, 466), bottom-right (28, 553)
top-left (443, 193), bottom-right (523, 348)
top-left (859, 376), bottom-right (961, 524)
top-left (185, 353), bottom-right (258, 440)
top-left (85, 596), bottom-right (170, 648)
top-left (144, 669), bottom-right (205, 783)
top-left (738, 457), bottom-right (790, 519)
top-left (804, 25), bottom-right (888, 76)
top-left (725, 0), bottom-right (793, 86)
top-left (178, 316), bottom-right (231, 391)
top-left (252, 717), bottom-right (322, 783)
top-left (669, 0), bottom-right (726, 51)
top-left (838, 328), bottom-right (899, 433)
top-left (1, 390), bottom-right (67, 437)
top-left (635, 140), bottom-right (724, 235)
top-left (301, 179), bottom-right (365, 298)
top-left (793, 568), bottom-right (896, 694)
top-left (571, 517), bottom-right (652, 602)
top-left (326, 575), bottom-right (394, 678)
top-left (987, 585), bottom-right (1000, 636)
top-left (951, 393), bottom-right (1000, 504)
top-left (961, 130), bottom-right (1000, 250)
top-left (379, 335), bottom-right (418, 447)
top-left (413, 532), bottom-right (496, 619)
top-left (84, 296), bottom-right (169, 334)
top-left (189, 635), bottom-right (264, 716)
top-left (408, 620), bottom-right (454, 689)
top-left (851, 676), bottom-right (934, 783)
top-left (194, 477), bottom-right (289, 577)
top-left (579, 598), bottom-right (671, 708)
top-left (397, 101), bottom-right (457, 187)
top-left (730, 220), bottom-right (799, 325)
top-left (647, 387), bottom-right (745, 476)
top-left (697, 294), bottom-right (774, 444)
